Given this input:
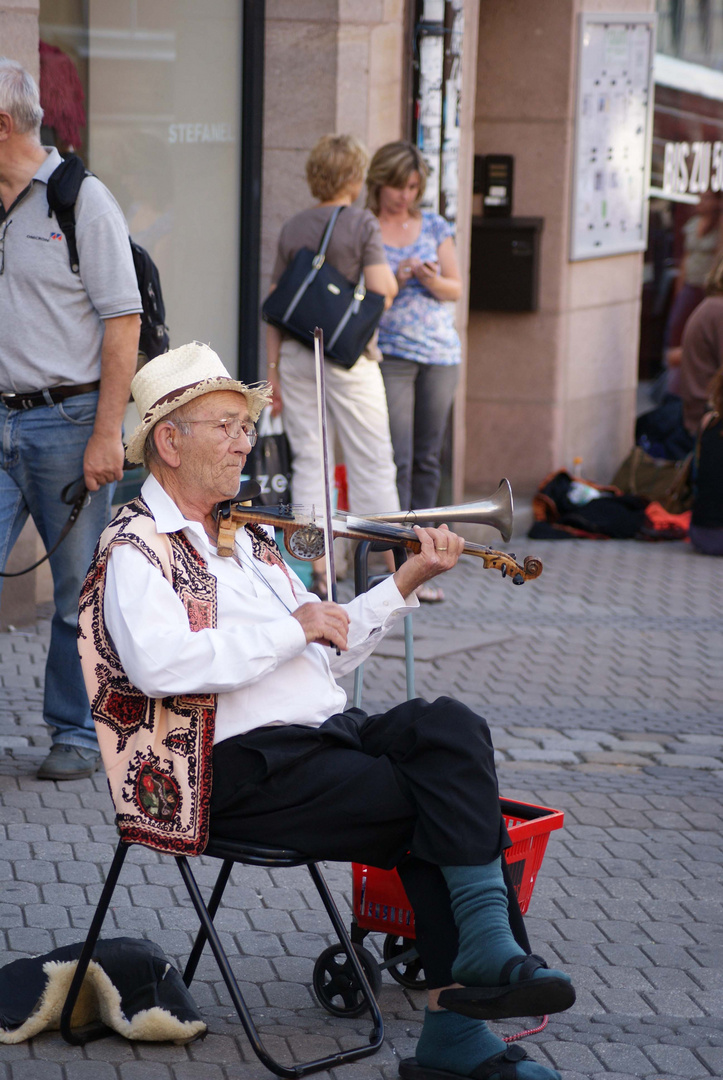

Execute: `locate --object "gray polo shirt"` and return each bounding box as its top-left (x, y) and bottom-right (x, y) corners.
top-left (0, 147), bottom-right (142, 392)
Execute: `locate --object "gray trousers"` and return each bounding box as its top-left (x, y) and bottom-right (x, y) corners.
top-left (381, 356), bottom-right (460, 511)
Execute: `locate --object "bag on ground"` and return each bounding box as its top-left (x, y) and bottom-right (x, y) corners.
top-left (611, 445), bottom-right (693, 514)
top-left (243, 408), bottom-right (293, 506)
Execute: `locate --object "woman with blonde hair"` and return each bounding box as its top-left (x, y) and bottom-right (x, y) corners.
top-left (367, 141), bottom-right (463, 601)
top-left (265, 134), bottom-right (400, 597)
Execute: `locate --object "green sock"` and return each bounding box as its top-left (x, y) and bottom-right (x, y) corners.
top-left (416, 1008), bottom-right (561, 1080)
top-left (441, 860), bottom-right (570, 988)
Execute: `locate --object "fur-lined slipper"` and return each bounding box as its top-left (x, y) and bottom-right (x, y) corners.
top-left (399, 1044), bottom-right (531, 1080)
top-left (437, 954), bottom-right (576, 1021)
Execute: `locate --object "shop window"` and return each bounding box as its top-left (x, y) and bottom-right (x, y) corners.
top-left (39, 0), bottom-right (242, 366)
top-left (656, 0), bottom-right (723, 70)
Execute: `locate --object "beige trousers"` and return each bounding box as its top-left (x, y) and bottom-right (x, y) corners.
top-left (278, 337), bottom-right (401, 517)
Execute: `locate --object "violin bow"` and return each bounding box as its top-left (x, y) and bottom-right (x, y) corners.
top-left (313, 328), bottom-right (339, 610)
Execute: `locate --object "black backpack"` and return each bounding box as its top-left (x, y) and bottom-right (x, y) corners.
top-left (46, 154), bottom-right (169, 363)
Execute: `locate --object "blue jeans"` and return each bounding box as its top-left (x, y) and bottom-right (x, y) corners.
top-left (381, 356), bottom-right (460, 511)
top-left (0, 393), bottom-right (114, 750)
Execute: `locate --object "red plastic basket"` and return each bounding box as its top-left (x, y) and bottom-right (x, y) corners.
top-left (352, 797), bottom-right (564, 937)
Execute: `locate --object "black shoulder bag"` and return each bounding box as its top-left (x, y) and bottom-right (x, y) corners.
top-left (261, 207), bottom-right (385, 369)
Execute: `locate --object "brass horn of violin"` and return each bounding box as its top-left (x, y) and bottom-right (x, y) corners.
top-left (360, 479), bottom-right (514, 544)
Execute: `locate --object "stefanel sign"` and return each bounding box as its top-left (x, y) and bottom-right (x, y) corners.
top-left (662, 141), bottom-right (723, 195)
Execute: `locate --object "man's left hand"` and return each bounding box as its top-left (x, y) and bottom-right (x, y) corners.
top-left (393, 524), bottom-right (465, 599)
top-left (83, 431), bottom-right (125, 491)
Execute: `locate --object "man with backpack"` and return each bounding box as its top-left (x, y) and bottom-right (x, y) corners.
top-left (0, 57), bottom-right (142, 780)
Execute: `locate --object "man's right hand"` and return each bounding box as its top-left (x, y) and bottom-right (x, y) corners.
top-left (293, 601), bottom-right (350, 651)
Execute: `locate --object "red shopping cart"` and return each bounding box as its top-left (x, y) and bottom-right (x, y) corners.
top-left (312, 796), bottom-right (564, 1015)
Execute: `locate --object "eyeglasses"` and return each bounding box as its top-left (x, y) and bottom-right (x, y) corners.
top-left (180, 417), bottom-right (257, 446)
top-left (0, 219), bottom-right (12, 276)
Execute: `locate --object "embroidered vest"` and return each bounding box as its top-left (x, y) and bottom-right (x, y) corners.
top-left (78, 497), bottom-right (218, 855)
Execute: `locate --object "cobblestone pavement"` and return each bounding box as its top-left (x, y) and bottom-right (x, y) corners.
top-left (0, 537), bottom-right (721, 1079)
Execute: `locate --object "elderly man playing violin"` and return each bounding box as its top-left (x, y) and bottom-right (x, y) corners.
top-left (78, 341), bottom-right (573, 1080)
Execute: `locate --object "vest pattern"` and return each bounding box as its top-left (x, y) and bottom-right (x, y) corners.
top-left (78, 497), bottom-right (218, 855)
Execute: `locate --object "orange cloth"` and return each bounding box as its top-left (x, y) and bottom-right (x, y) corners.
top-left (644, 502), bottom-right (691, 535)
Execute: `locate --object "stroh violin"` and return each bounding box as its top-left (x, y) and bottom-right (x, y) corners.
top-left (216, 477), bottom-right (543, 586)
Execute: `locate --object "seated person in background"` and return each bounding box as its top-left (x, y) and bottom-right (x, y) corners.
top-left (679, 253), bottom-right (723, 436)
top-left (690, 368), bottom-right (723, 557)
top-left (78, 342), bottom-right (574, 1080)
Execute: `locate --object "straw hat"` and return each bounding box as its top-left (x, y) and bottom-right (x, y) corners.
top-left (125, 342), bottom-right (272, 465)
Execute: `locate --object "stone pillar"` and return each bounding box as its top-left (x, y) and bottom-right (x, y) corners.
top-left (467, 0), bottom-right (655, 495)
top-left (261, 0), bottom-right (406, 324)
top-left (0, 0), bottom-right (39, 75)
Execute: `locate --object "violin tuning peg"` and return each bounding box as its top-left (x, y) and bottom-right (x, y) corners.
top-left (501, 564), bottom-right (507, 578)
top-left (512, 573), bottom-right (524, 585)
top-left (509, 553), bottom-right (516, 560)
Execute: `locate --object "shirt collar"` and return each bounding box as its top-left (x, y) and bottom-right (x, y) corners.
top-left (141, 474), bottom-right (209, 549)
top-left (33, 146), bottom-right (64, 186)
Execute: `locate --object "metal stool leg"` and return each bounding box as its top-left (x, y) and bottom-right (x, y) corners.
top-left (60, 841), bottom-right (129, 1045)
top-left (176, 855), bottom-right (384, 1078)
top-left (182, 858), bottom-right (234, 985)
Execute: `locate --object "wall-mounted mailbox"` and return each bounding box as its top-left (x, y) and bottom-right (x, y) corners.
top-left (469, 217), bottom-right (544, 313)
top-left (474, 154), bottom-right (514, 218)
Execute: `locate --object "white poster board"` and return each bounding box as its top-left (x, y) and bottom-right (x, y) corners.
top-left (570, 14), bottom-right (656, 260)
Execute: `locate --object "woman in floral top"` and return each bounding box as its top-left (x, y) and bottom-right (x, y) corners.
top-left (367, 142), bottom-right (463, 600)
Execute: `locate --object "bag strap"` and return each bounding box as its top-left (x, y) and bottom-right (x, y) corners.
top-left (46, 154), bottom-right (91, 274)
top-left (314, 205), bottom-right (345, 267)
top-left (281, 205), bottom-right (346, 324)
top-left (0, 478), bottom-right (88, 577)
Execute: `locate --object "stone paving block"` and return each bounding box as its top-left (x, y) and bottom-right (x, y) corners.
top-left (591, 1040), bottom-right (659, 1073)
top-left (592, 986), bottom-right (657, 1016)
top-left (644, 1043), bottom-right (713, 1076)
top-left (56, 860), bottom-right (102, 885)
top-left (115, 1065), bottom-right (175, 1079)
top-left (167, 1065), bottom-right (225, 1080)
top-left (697, 1046), bottom-right (723, 1073)
top-left (39, 882), bottom-right (86, 906)
top-left (690, 988), bottom-right (723, 1017)
top-left (64, 1065), bottom-right (121, 1080)
top-left (247, 908), bottom-right (296, 934)
top-left (506, 749), bottom-right (580, 763)
top-left (6, 925), bottom-right (55, 954)
top-left (22, 902), bottom-right (70, 929)
top-left (188, 1029), bottom-right (264, 1064)
top-left (8, 1064), bottom-right (64, 1080)
top-left (538, 1042), bottom-right (603, 1072)
top-left (643, 990), bottom-right (706, 1017)
top-left (63, 808), bottom-right (112, 826)
top-left (111, 907), bottom-right (162, 932)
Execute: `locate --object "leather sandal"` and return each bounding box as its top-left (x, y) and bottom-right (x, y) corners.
top-left (437, 954), bottom-right (576, 1021)
top-left (399, 1044), bottom-right (532, 1080)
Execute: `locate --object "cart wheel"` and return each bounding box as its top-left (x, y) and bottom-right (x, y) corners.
top-left (313, 943), bottom-right (382, 1017)
top-left (383, 934), bottom-right (428, 990)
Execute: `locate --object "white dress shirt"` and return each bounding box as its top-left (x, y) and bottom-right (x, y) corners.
top-left (104, 476), bottom-right (418, 743)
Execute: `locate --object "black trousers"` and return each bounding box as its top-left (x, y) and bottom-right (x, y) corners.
top-left (210, 696), bottom-right (529, 987)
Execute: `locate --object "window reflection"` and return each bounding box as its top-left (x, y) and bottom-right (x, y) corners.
top-left (39, 0), bottom-right (242, 367)
top-left (657, 0), bottom-right (723, 70)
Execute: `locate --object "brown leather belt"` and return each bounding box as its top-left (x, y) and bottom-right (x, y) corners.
top-left (0, 381), bottom-right (100, 410)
